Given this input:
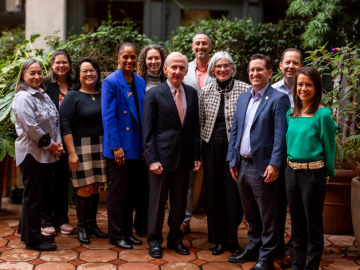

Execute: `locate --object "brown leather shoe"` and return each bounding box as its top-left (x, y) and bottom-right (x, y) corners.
top-left (180, 224), bottom-right (191, 234)
top-left (280, 255), bottom-right (294, 268)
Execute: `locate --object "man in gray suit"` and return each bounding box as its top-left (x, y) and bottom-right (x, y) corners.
top-left (181, 31), bottom-right (215, 234)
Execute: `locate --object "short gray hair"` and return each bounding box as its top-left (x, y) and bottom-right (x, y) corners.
top-left (15, 59), bottom-right (45, 93)
top-left (192, 31), bottom-right (212, 45)
top-left (164, 52), bottom-right (188, 68)
top-left (208, 51), bottom-right (236, 78)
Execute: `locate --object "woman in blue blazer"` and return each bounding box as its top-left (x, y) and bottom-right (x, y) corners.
top-left (102, 42), bottom-right (146, 249)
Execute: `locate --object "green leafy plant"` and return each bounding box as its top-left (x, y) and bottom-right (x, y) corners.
top-left (0, 27), bottom-right (25, 62)
top-left (306, 44), bottom-right (360, 173)
top-left (165, 17), bottom-right (306, 83)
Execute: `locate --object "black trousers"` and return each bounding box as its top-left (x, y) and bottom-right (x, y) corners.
top-left (237, 160), bottom-right (279, 262)
top-left (147, 163), bottom-right (190, 246)
top-left (134, 162), bottom-right (149, 233)
top-left (203, 136), bottom-right (243, 245)
top-left (276, 173), bottom-right (288, 254)
top-left (41, 153), bottom-right (70, 228)
top-left (107, 158), bottom-right (142, 241)
top-left (18, 154), bottom-right (52, 244)
top-left (285, 165), bottom-right (327, 270)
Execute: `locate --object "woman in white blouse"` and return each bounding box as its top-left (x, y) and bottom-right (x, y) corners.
top-left (12, 59), bottom-right (64, 251)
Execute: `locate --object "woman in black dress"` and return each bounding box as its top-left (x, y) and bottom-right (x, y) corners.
top-left (42, 49), bottom-right (74, 237)
top-left (60, 58), bottom-right (108, 244)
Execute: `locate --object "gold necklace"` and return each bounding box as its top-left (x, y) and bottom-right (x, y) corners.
top-left (90, 94), bottom-right (96, 101)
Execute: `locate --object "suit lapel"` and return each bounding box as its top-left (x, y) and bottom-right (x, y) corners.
top-left (188, 61), bottom-right (199, 91)
top-left (118, 69), bottom-right (138, 124)
top-left (182, 83), bottom-right (191, 127)
top-left (161, 82), bottom-right (182, 125)
top-left (251, 85), bottom-right (273, 126)
top-left (133, 73), bottom-right (145, 123)
top-left (238, 91), bottom-right (252, 133)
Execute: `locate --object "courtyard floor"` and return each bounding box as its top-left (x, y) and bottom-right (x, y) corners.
top-left (0, 198), bottom-right (359, 270)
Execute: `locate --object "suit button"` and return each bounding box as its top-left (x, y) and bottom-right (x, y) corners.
top-left (126, 127), bottom-right (129, 130)
top-left (124, 111), bottom-right (127, 114)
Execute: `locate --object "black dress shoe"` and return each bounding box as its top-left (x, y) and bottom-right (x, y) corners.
top-left (229, 243), bottom-right (242, 254)
top-left (128, 235), bottom-right (143, 245)
top-left (250, 260), bottom-right (274, 270)
top-left (228, 249), bottom-right (258, 263)
top-left (212, 243), bottom-right (228, 255)
top-left (41, 235), bottom-right (55, 243)
top-left (167, 242), bottom-right (190, 255)
top-left (110, 239), bottom-right (133, 249)
top-left (149, 245), bottom-right (163, 258)
top-left (26, 241), bottom-right (57, 251)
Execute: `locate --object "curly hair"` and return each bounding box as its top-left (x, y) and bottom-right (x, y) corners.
top-left (136, 45), bottom-right (167, 78)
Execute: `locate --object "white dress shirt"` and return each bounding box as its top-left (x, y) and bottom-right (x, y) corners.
top-left (239, 84), bottom-right (268, 156)
top-left (12, 87), bottom-right (61, 166)
top-left (272, 78), bottom-right (294, 107)
top-left (167, 80), bottom-right (187, 117)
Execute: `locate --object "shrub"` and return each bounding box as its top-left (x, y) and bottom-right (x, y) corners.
top-left (0, 27), bottom-right (25, 62)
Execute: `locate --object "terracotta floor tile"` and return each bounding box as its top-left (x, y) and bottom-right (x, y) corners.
top-left (161, 262), bottom-right (200, 270)
top-left (69, 259), bottom-right (86, 265)
top-left (196, 250), bottom-right (232, 262)
top-left (0, 228), bottom-right (14, 237)
top-left (130, 240), bottom-right (149, 250)
top-left (29, 258), bottom-right (46, 265)
top-left (0, 262), bottom-right (34, 270)
top-left (0, 248), bottom-right (39, 261)
top-left (119, 249), bottom-right (153, 261)
top-left (322, 247), bottom-right (345, 259)
top-left (0, 221), bottom-right (10, 228)
top-left (238, 238), bottom-right (249, 247)
top-left (55, 237), bottom-right (81, 249)
top-left (40, 249), bottom-right (78, 262)
top-left (3, 235), bottom-right (18, 241)
top-left (7, 238), bottom-right (25, 248)
top-left (118, 262), bottom-right (159, 270)
top-left (162, 250), bottom-right (196, 262)
top-left (237, 229), bottom-right (249, 239)
top-left (188, 229), bottom-right (207, 239)
top-left (189, 247), bottom-right (201, 253)
top-left (35, 262), bottom-right (76, 270)
top-left (77, 262), bottom-right (117, 269)
top-left (327, 235), bottom-right (355, 247)
top-left (191, 259), bottom-right (207, 265)
top-left (192, 238), bottom-right (215, 250)
top-left (0, 238), bottom-right (8, 246)
top-left (82, 238), bottom-right (114, 249)
top-left (151, 259), bottom-right (167, 265)
top-left (73, 246), bottom-right (89, 252)
top-left (80, 249), bottom-right (117, 262)
top-left (4, 220), bottom-right (20, 227)
top-left (109, 259), bottom-right (126, 265)
top-left (240, 261), bottom-right (256, 270)
top-left (110, 247), bottom-right (124, 252)
top-left (0, 246), bottom-right (12, 251)
top-left (322, 259), bottom-right (360, 269)
top-left (202, 262), bottom-right (241, 269)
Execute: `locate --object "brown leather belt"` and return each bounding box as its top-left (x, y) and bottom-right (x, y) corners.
top-left (287, 159), bottom-right (324, 170)
top-left (241, 155), bottom-right (253, 163)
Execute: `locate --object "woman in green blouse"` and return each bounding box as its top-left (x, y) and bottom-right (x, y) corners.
top-left (285, 66), bottom-right (336, 270)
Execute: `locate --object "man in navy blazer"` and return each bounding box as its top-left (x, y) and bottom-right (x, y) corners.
top-left (227, 54), bottom-right (290, 270)
top-left (142, 52), bottom-right (201, 259)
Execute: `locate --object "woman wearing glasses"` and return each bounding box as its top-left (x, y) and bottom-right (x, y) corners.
top-left (102, 43), bottom-right (146, 249)
top-left (200, 51), bottom-right (249, 255)
top-left (41, 49), bottom-right (74, 237)
top-left (60, 58), bottom-right (108, 244)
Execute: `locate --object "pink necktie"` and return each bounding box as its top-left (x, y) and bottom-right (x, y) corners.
top-left (175, 88), bottom-right (184, 124)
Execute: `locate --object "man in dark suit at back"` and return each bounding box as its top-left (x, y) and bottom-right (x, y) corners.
top-left (142, 52), bottom-right (201, 259)
top-left (227, 54), bottom-right (290, 270)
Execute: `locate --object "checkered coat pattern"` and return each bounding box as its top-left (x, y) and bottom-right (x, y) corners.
top-left (71, 135), bottom-right (107, 188)
top-left (200, 80), bottom-right (250, 142)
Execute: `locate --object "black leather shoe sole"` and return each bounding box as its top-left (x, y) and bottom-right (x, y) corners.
top-left (212, 244), bottom-right (228, 255)
top-left (26, 242), bottom-right (57, 251)
top-left (128, 236), bottom-right (143, 245)
top-left (149, 246), bottom-right (163, 258)
top-left (41, 235), bottom-right (55, 243)
top-left (110, 240), bottom-right (133, 249)
top-left (228, 255), bottom-right (258, 263)
top-left (167, 245), bottom-right (190, 255)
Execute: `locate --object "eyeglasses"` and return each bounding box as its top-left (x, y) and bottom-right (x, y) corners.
top-left (80, 69), bottom-right (97, 75)
top-left (214, 64), bottom-right (231, 70)
top-left (54, 61), bottom-right (69, 66)
top-left (247, 68), bottom-right (267, 74)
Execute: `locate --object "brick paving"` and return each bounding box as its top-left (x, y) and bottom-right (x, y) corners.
top-left (0, 198), bottom-right (359, 269)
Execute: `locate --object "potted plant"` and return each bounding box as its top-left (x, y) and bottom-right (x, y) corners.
top-left (306, 44), bottom-right (360, 235)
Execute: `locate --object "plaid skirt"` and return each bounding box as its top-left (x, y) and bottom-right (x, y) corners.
top-left (70, 135), bottom-right (108, 188)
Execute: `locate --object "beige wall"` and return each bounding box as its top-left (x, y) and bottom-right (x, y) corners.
top-left (25, 0), bottom-right (66, 51)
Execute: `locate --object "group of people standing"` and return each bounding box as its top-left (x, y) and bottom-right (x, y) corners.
top-left (12, 31), bottom-right (336, 270)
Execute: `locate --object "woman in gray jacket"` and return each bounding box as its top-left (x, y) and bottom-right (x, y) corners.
top-left (200, 51), bottom-right (249, 255)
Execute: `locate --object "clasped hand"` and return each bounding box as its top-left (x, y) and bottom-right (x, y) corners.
top-left (150, 161), bottom-right (201, 175)
top-left (49, 142), bottom-right (65, 156)
top-left (230, 164), bottom-right (279, 183)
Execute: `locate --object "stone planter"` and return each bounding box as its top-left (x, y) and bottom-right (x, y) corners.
top-left (351, 176), bottom-right (360, 256)
top-left (323, 169), bottom-right (356, 234)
